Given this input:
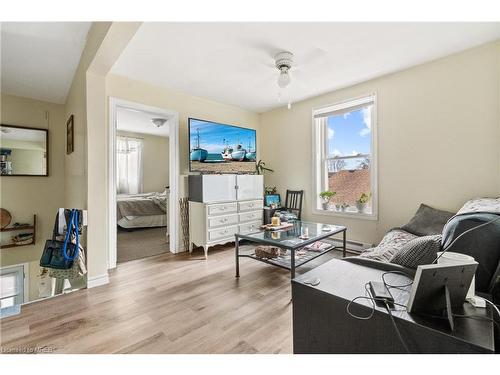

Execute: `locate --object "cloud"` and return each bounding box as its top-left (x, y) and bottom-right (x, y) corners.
top-left (328, 127), bottom-right (334, 139)
top-left (332, 149), bottom-right (342, 156)
top-left (359, 106), bottom-right (372, 137)
top-left (351, 150), bottom-right (360, 156)
top-left (343, 112), bottom-right (351, 119)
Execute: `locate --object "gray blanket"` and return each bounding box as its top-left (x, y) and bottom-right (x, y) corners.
top-left (117, 193), bottom-right (167, 221)
top-left (456, 197), bottom-right (500, 216)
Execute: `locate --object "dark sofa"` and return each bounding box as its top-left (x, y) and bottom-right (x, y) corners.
top-left (349, 205), bottom-right (500, 303)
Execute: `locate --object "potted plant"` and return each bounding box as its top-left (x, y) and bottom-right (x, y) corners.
top-left (335, 202), bottom-right (348, 212)
top-left (319, 191), bottom-right (336, 210)
top-left (256, 160), bottom-right (274, 175)
top-left (355, 193), bottom-right (371, 213)
top-left (265, 186), bottom-right (277, 195)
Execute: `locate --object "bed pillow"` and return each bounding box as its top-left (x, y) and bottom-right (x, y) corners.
top-left (400, 204), bottom-right (455, 236)
top-left (389, 234), bottom-right (442, 269)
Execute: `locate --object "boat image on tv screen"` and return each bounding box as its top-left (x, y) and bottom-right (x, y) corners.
top-left (189, 118), bottom-right (256, 173)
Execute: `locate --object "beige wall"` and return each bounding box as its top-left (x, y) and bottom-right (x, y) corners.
top-left (84, 23), bottom-right (143, 283)
top-left (260, 41), bottom-right (500, 245)
top-left (117, 130), bottom-right (170, 192)
top-left (64, 22), bottom-right (112, 210)
top-left (0, 94), bottom-right (66, 301)
top-left (63, 23), bottom-right (114, 283)
top-left (106, 74), bottom-right (261, 196)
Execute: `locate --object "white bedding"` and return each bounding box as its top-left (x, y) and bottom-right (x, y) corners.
top-left (118, 214), bottom-right (167, 229)
top-left (117, 190), bottom-right (169, 229)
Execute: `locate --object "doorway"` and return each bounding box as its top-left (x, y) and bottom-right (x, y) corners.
top-left (108, 98), bottom-right (179, 268)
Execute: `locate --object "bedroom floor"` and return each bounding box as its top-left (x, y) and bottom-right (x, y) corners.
top-left (117, 227), bottom-right (169, 263)
top-left (1, 244), bottom-right (350, 353)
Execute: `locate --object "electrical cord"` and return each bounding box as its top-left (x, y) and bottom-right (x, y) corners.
top-left (345, 283), bottom-right (377, 320)
top-left (433, 215), bottom-right (500, 264)
top-left (381, 271), bottom-right (414, 290)
top-left (483, 297), bottom-right (500, 320)
top-left (346, 273), bottom-right (413, 352)
top-left (346, 282), bottom-right (408, 320)
top-left (452, 314), bottom-right (500, 331)
top-left (384, 300), bottom-right (410, 353)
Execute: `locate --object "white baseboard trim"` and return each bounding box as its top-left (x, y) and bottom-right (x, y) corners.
top-left (87, 273), bottom-right (109, 288)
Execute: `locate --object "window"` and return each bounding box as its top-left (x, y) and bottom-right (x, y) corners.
top-left (0, 265), bottom-right (25, 318)
top-left (116, 136), bottom-right (143, 195)
top-left (313, 94), bottom-right (377, 218)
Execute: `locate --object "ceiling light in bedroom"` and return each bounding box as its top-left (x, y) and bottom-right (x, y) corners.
top-left (275, 51), bottom-right (293, 88)
top-left (151, 118), bottom-right (167, 128)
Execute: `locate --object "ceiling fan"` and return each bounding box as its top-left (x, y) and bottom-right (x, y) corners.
top-left (274, 51), bottom-right (294, 109)
top-left (244, 41), bottom-right (329, 109)
top-left (275, 51), bottom-right (294, 89)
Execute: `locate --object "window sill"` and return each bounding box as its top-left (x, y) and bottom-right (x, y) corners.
top-left (311, 208), bottom-right (378, 221)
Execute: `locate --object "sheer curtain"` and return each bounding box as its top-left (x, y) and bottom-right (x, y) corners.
top-left (116, 136), bottom-right (143, 195)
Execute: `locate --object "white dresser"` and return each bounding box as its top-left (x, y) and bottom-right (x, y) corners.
top-left (188, 175), bottom-right (263, 258)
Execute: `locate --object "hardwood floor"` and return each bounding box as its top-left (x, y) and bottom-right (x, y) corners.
top-left (0, 244), bottom-right (346, 354)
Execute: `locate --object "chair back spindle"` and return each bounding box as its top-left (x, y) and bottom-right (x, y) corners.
top-left (283, 190), bottom-right (304, 220)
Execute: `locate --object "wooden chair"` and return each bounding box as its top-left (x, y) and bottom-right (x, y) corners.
top-left (281, 190), bottom-right (304, 220)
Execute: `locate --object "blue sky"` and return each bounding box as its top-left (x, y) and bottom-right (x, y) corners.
top-left (327, 106), bottom-right (372, 156)
top-left (190, 119), bottom-right (256, 153)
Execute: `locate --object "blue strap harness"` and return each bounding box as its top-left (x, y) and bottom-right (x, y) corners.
top-left (62, 209), bottom-right (79, 261)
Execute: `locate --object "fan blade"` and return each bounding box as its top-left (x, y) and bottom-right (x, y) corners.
top-left (298, 47), bottom-right (328, 65)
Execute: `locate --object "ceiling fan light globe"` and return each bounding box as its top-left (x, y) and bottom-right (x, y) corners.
top-left (277, 70), bottom-right (291, 88)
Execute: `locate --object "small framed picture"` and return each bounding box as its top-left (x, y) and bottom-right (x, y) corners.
top-left (265, 194), bottom-right (281, 208)
top-left (66, 115), bottom-right (74, 154)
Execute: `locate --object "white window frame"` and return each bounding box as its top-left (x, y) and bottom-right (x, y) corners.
top-left (311, 93), bottom-right (378, 220)
top-left (0, 263), bottom-right (29, 315)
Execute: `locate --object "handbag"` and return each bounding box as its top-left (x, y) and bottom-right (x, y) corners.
top-left (48, 242), bottom-right (87, 280)
top-left (40, 209), bottom-right (80, 270)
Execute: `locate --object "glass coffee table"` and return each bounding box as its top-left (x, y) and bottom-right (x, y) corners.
top-left (235, 221), bottom-right (347, 279)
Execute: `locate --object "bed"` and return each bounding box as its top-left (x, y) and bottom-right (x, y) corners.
top-left (117, 191), bottom-right (168, 229)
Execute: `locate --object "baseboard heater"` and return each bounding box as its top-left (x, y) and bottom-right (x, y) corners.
top-left (324, 238), bottom-right (373, 254)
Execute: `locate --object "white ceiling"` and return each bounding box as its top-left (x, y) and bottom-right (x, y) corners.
top-left (112, 22), bottom-right (500, 113)
top-left (1, 22), bottom-right (91, 104)
top-left (117, 106), bottom-right (170, 137)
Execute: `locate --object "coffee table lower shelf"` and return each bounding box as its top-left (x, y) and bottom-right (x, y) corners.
top-left (235, 225), bottom-right (347, 279)
top-left (239, 245), bottom-right (337, 271)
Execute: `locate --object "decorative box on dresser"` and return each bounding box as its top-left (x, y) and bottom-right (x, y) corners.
top-left (188, 174), bottom-right (263, 258)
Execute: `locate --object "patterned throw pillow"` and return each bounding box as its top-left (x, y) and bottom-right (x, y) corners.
top-left (389, 234), bottom-right (442, 269)
top-left (359, 229), bottom-right (418, 262)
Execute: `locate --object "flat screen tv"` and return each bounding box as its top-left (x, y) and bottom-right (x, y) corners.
top-left (189, 118), bottom-right (257, 174)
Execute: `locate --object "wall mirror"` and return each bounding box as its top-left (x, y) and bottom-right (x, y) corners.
top-left (0, 124), bottom-right (48, 176)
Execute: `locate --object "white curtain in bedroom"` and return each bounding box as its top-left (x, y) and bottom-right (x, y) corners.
top-left (116, 136), bottom-right (143, 194)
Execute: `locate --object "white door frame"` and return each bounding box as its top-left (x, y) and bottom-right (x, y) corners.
top-left (108, 97), bottom-right (180, 269)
